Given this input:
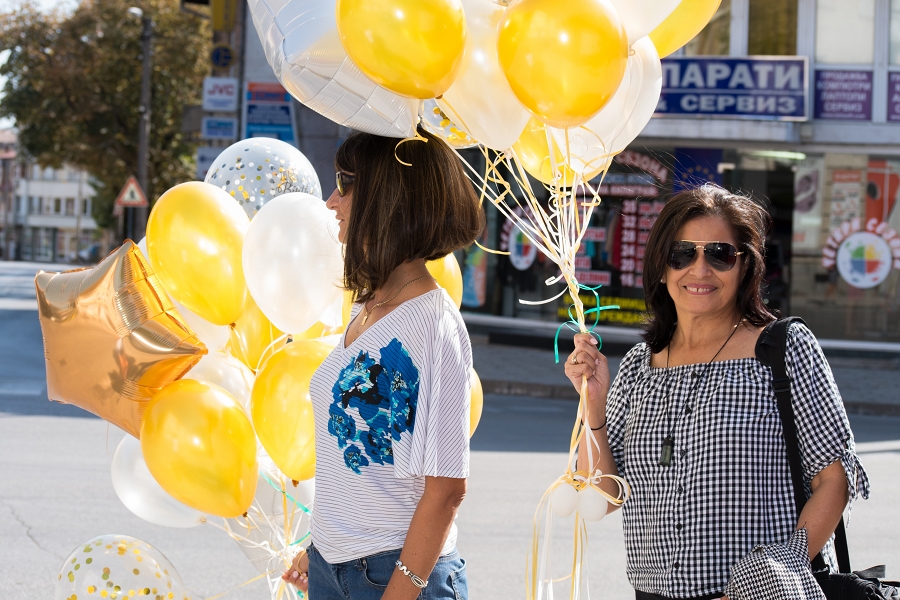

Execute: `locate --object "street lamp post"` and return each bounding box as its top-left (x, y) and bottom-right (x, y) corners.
top-left (128, 7), bottom-right (153, 242)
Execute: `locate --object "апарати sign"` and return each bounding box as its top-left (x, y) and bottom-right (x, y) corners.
top-left (656, 57), bottom-right (808, 121)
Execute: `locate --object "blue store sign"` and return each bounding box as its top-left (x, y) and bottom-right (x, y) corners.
top-left (657, 56), bottom-right (808, 121)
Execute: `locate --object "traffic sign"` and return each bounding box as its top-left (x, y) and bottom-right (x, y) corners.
top-left (115, 176), bottom-right (148, 208)
top-left (210, 44), bottom-right (235, 69)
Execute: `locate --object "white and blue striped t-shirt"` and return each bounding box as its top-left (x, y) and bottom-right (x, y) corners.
top-left (309, 288), bottom-right (472, 564)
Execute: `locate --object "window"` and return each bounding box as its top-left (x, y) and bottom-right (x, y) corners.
top-left (54, 198), bottom-right (62, 214)
top-left (749, 0), bottom-right (797, 55)
top-left (684, 0), bottom-right (731, 56)
top-left (43, 166), bottom-right (53, 181)
top-left (890, 0), bottom-right (900, 64)
top-left (65, 198), bottom-right (75, 216)
top-left (82, 198), bottom-right (91, 215)
top-left (816, 0), bottom-right (876, 64)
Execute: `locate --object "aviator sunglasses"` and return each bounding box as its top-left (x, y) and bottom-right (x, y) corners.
top-left (335, 171), bottom-right (355, 196)
top-left (668, 240), bottom-right (744, 272)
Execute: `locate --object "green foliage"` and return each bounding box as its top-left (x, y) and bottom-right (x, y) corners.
top-left (0, 0), bottom-right (210, 229)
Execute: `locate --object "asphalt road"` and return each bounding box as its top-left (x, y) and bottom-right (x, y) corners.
top-left (2, 306), bottom-right (899, 600)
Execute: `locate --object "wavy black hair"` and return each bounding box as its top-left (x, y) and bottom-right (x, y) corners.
top-left (641, 184), bottom-right (777, 353)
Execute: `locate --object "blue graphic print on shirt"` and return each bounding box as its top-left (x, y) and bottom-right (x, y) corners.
top-left (330, 339), bottom-right (420, 474)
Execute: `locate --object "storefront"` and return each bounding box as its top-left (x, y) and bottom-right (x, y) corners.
top-left (455, 0), bottom-right (900, 345)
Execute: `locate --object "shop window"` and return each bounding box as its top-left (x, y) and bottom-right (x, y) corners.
top-left (816, 0), bottom-right (875, 64)
top-left (748, 0), bottom-right (797, 55)
top-left (684, 0), bottom-right (731, 56)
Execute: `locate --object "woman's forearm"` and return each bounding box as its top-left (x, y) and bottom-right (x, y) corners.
top-left (381, 476), bottom-right (466, 600)
top-left (797, 460), bottom-right (849, 559)
top-left (576, 399), bottom-right (621, 511)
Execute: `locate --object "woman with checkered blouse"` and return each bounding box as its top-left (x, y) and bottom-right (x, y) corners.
top-left (565, 185), bottom-right (869, 600)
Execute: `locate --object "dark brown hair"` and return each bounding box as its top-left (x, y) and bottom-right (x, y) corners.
top-left (642, 184), bottom-right (776, 353)
top-left (335, 128), bottom-right (485, 304)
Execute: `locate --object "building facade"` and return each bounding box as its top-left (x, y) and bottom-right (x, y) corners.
top-left (12, 161), bottom-right (98, 263)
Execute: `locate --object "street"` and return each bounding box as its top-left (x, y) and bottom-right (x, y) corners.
top-left (1, 263), bottom-right (899, 599)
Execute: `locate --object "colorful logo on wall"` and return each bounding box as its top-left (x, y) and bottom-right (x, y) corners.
top-left (823, 218), bottom-right (900, 289)
top-left (500, 207), bottom-right (538, 271)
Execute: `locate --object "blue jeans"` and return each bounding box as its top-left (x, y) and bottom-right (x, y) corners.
top-left (307, 543), bottom-right (468, 600)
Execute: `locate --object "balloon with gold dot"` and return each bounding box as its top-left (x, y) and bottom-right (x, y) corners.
top-left (419, 100), bottom-right (478, 149)
top-left (205, 138), bottom-right (322, 219)
top-left (54, 535), bottom-right (189, 600)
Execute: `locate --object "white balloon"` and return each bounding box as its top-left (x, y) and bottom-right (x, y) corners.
top-left (248, 0), bottom-right (418, 138)
top-left (551, 37), bottom-right (662, 175)
top-left (437, 0), bottom-right (530, 150)
top-left (576, 485), bottom-right (610, 522)
top-left (550, 482), bottom-right (579, 517)
top-left (136, 237), bottom-right (230, 351)
top-left (610, 0), bottom-right (682, 45)
top-left (243, 193), bottom-right (344, 334)
top-left (318, 293), bottom-right (344, 329)
top-left (205, 138), bottom-right (321, 219)
top-left (184, 351), bottom-right (256, 413)
top-left (111, 435), bottom-right (206, 528)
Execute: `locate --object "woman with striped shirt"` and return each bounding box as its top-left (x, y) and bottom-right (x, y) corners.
top-left (565, 185), bottom-right (868, 599)
top-left (283, 129), bottom-right (484, 600)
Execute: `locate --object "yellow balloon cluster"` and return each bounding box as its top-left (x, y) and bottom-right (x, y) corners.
top-left (498, 0), bottom-right (629, 129)
top-left (147, 182), bottom-right (250, 326)
top-left (336, 0), bottom-right (467, 99)
top-left (228, 295), bottom-right (285, 372)
top-left (251, 341), bottom-right (333, 481)
top-left (141, 380), bottom-right (258, 517)
top-left (650, 0), bottom-right (722, 58)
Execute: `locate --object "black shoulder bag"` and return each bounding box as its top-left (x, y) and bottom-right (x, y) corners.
top-left (756, 317), bottom-right (899, 600)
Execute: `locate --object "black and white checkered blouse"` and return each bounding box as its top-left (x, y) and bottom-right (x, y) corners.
top-left (606, 322), bottom-right (869, 598)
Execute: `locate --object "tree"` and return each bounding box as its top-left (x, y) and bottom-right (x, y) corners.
top-left (0, 0), bottom-right (210, 229)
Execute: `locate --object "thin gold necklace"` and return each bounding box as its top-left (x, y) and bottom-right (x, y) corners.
top-left (359, 274), bottom-right (431, 329)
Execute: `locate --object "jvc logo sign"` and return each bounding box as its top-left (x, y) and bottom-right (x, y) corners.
top-left (202, 77), bottom-right (239, 113)
top-left (656, 57), bottom-right (808, 121)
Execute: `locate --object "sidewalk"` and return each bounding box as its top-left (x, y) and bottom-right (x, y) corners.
top-left (471, 334), bottom-right (900, 417)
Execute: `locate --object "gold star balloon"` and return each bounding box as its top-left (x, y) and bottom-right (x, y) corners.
top-left (35, 241), bottom-right (207, 438)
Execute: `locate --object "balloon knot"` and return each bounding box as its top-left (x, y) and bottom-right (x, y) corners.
top-left (291, 479), bottom-right (299, 487)
top-left (242, 512), bottom-right (248, 518)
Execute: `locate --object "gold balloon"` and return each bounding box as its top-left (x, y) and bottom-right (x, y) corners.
top-left (649, 0), bottom-right (722, 58)
top-left (427, 253), bottom-right (463, 308)
top-left (251, 341), bottom-right (333, 481)
top-left (470, 368), bottom-right (483, 437)
top-left (141, 379), bottom-right (258, 517)
top-left (146, 181), bottom-right (250, 326)
top-left (498, 0), bottom-right (628, 129)
top-left (228, 295), bottom-right (285, 372)
top-left (35, 242), bottom-right (206, 438)
top-left (336, 0), bottom-right (467, 99)
top-left (513, 118), bottom-right (581, 186)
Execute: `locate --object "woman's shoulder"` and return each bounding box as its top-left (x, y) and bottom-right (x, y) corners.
top-left (618, 342), bottom-right (651, 374)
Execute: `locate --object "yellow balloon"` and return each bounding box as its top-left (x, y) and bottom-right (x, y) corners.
top-left (140, 379), bottom-right (258, 517)
top-left (341, 289), bottom-right (355, 329)
top-left (336, 0), bottom-right (467, 98)
top-left (469, 369), bottom-right (483, 437)
top-left (251, 341), bottom-right (333, 481)
top-left (147, 182), bottom-right (250, 326)
top-left (228, 296), bottom-right (285, 372)
top-left (649, 0), bottom-right (722, 58)
top-left (498, 0), bottom-right (628, 129)
top-left (513, 118), bottom-right (581, 186)
top-left (427, 254), bottom-right (463, 308)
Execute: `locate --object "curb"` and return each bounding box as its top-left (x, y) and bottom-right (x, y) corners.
top-left (480, 379), bottom-right (900, 417)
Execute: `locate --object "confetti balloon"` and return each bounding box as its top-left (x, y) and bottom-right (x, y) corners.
top-left (54, 534), bottom-right (189, 600)
top-left (205, 139), bottom-right (322, 219)
top-left (419, 100), bottom-right (478, 149)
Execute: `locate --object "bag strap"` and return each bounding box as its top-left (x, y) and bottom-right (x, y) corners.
top-left (755, 317), bottom-right (852, 574)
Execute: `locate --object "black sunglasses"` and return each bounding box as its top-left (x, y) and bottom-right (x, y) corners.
top-left (335, 171), bottom-right (355, 196)
top-left (668, 240), bottom-right (744, 271)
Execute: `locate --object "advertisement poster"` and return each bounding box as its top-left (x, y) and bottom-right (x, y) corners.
top-left (792, 160), bottom-right (824, 252)
top-left (866, 160), bottom-right (900, 224)
top-left (461, 229), bottom-right (488, 308)
top-left (828, 170), bottom-right (862, 230)
top-left (814, 70), bottom-right (873, 121)
top-left (243, 82), bottom-right (297, 145)
top-left (888, 73), bottom-right (900, 122)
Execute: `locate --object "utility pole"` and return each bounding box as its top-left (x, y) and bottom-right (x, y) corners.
top-left (130, 9), bottom-right (153, 242)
